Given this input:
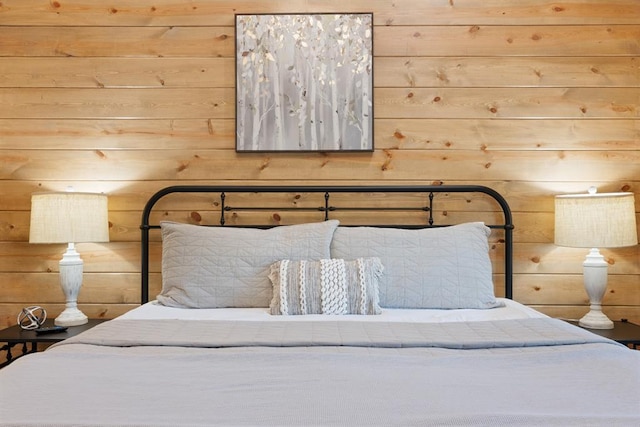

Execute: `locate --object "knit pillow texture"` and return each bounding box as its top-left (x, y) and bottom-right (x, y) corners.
top-left (269, 257), bottom-right (383, 315)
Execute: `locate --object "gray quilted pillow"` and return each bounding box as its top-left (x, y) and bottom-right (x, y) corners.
top-left (330, 222), bottom-right (503, 309)
top-left (268, 258), bottom-right (383, 315)
top-left (157, 220), bottom-right (339, 308)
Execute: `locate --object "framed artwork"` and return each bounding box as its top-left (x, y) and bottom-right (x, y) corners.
top-left (235, 13), bottom-right (373, 152)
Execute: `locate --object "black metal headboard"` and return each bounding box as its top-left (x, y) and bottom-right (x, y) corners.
top-left (140, 185), bottom-right (514, 304)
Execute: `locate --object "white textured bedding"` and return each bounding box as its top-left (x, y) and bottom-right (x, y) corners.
top-left (2, 314), bottom-right (639, 427)
top-left (117, 298), bottom-right (546, 323)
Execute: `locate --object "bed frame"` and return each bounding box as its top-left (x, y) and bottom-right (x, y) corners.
top-left (140, 185), bottom-right (514, 304)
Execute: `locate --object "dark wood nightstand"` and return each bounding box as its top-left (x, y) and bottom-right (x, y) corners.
top-left (566, 319), bottom-right (640, 349)
top-left (0, 319), bottom-right (107, 368)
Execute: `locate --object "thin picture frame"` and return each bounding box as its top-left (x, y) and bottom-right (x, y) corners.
top-left (235, 13), bottom-right (374, 152)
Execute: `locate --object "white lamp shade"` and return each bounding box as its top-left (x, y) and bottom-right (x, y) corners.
top-left (554, 192), bottom-right (637, 248)
top-left (29, 192), bottom-right (110, 244)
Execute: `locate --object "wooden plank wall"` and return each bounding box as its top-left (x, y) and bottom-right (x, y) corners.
top-left (0, 0), bottom-right (638, 331)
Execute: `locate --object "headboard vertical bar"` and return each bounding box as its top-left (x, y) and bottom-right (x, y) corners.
top-left (220, 192), bottom-right (226, 226)
top-left (322, 192), bottom-right (329, 221)
top-left (428, 192), bottom-right (434, 226)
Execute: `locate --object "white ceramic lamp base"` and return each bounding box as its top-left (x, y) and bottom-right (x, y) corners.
top-left (55, 243), bottom-right (88, 327)
top-left (578, 248), bottom-right (613, 330)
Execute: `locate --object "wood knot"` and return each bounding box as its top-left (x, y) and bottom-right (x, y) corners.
top-left (272, 213), bottom-right (281, 221)
top-left (413, 32), bottom-right (421, 38)
top-left (51, 1), bottom-right (61, 8)
top-left (407, 92), bottom-right (414, 98)
top-left (531, 33), bottom-right (541, 41)
top-left (489, 107), bottom-right (498, 114)
top-left (393, 130), bottom-right (405, 140)
top-left (190, 211), bottom-right (202, 222)
top-left (531, 256), bottom-right (540, 263)
top-left (552, 6), bottom-right (565, 12)
top-left (534, 286), bottom-right (541, 291)
top-left (217, 34), bottom-right (229, 40)
top-left (433, 96), bottom-right (441, 102)
top-left (621, 184), bottom-right (631, 191)
top-left (109, 7), bottom-right (118, 14)
top-left (469, 26), bottom-right (480, 34)
top-left (484, 162), bottom-right (492, 169)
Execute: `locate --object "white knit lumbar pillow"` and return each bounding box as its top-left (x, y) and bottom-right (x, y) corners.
top-left (269, 258), bottom-right (383, 315)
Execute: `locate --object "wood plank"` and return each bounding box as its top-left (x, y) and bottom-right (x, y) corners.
top-left (375, 57), bottom-right (640, 88)
top-left (0, 88), bottom-right (234, 119)
top-left (3, 57), bottom-right (637, 89)
top-left (2, 118), bottom-right (637, 151)
top-left (0, 272), bottom-right (145, 304)
top-left (0, 27), bottom-right (234, 57)
top-left (0, 58), bottom-right (234, 88)
top-left (0, 242), bottom-right (145, 273)
top-left (374, 25), bottom-right (640, 57)
top-left (2, 149), bottom-right (639, 182)
top-left (375, 88), bottom-right (639, 119)
top-left (514, 243), bottom-right (640, 275)
top-left (376, 119), bottom-right (640, 150)
top-left (2, 1), bottom-right (639, 26)
top-left (2, 25), bottom-right (638, 58)
top-left (514, 274), bottom-right (640, 305)
top-left (1, 180), bottom-right (637, 213)
top-left (0, 119), bottom-right (235, 150)
top-left (1, 88), bottom-right (637, 120)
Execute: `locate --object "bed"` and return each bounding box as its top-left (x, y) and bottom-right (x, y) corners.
top-left (1, 184), bottom-right (639, 426)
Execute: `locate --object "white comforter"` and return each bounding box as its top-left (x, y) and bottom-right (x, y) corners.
top-left (1, 301), bottom-right (638, 427)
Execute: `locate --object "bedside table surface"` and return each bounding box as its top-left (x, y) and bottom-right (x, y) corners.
top-left (567, 320), bottom-right (640, 345)
top-left (0, 319), bottom-right (107, 343)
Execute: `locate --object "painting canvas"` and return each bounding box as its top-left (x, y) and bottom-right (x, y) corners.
top-left (235, 13), bottom-right (373, 152)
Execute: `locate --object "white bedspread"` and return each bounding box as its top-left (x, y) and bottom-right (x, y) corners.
top-left (1, 305), bottom-right (639, 427)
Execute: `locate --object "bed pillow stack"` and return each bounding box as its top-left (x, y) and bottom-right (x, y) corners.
top-left (157, 220), bottom-right (502, 312)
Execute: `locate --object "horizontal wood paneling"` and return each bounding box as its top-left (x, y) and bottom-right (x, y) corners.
top-left (0, 0), bottom-right (638, 328)
top-left (1, 119), bottom-right (637, 151)
top-left (2, 26), bottom-right (639, 58)
top-left (2, 1), bottom-right (639, 26)
top-left (2, 149), bottom-right (639, 181)
top-left (2, 57), bottom-right (638, 89)
top-left (2, 88), bottom-right (636, 119)
top-left (375, 26), bottom-right (640, 57)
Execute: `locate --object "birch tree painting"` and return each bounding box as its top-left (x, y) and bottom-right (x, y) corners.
top-left (236, 13), bottom-right (373, 152)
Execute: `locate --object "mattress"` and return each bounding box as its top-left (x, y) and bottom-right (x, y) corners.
top-left (1, 300), bottom-right (639, 427)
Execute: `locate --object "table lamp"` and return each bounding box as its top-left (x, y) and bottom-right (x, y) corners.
top-left (554, 188), bottom-right (637, 329)
top-left (29, 191), bottom-right (109, 326)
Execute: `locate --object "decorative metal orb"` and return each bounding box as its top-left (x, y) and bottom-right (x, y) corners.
top-left (18, 306), bottom-right (47, 330)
